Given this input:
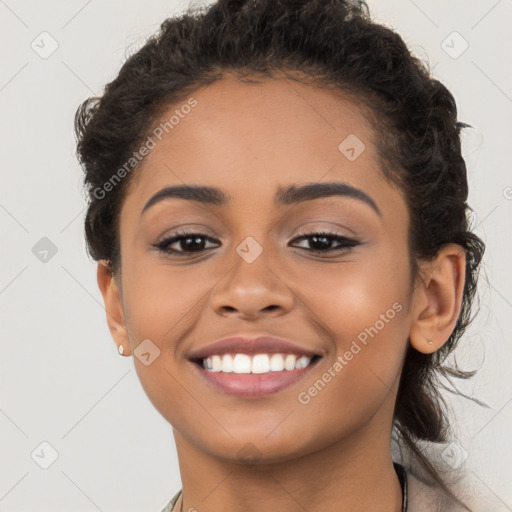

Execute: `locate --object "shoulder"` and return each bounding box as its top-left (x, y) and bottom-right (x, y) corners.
top-left (407, 472), bottom-right (468, 512)
top-left (406, 468), bottom-right (507, 512)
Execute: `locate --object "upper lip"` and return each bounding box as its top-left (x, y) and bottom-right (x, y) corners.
top-left (188, 335), bottom-right (322, 361)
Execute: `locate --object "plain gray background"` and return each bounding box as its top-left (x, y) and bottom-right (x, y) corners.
top-left (1, 0), bottom-right (511, 510)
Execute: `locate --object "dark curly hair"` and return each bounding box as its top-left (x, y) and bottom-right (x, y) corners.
top-left (74, 0), bottom-right (486, 507)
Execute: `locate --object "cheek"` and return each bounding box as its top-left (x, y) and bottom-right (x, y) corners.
top-left (292, 249), bottom-right (411, 410)
top-left (121, 256), bottom-right (215, 347)
top-left (299, 246), bottom-right (410, 342)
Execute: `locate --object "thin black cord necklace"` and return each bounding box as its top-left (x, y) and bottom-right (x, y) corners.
top-left (393, 462), bottom-right (408, 512)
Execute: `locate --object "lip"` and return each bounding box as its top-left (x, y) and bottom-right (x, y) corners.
top-left (187, 336), bottom-right (321, 360)
top-left (186, 335), bottom-right (323, 398)
top-left (189, 356), bottom-right (322, 398)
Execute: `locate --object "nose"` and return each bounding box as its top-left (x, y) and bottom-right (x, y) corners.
top-left (210, 247), bottom-right (295, 320)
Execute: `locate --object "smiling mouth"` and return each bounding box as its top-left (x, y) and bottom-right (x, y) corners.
top-left (193, 352), bottom-right (322, 374)
top-left (189, 351), bottom-right (323, 398)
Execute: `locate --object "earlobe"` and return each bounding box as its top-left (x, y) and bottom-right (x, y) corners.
top-left (409, 244), bottom-right (466, 354)
top-left (97, 260), bottom-right (130, 355)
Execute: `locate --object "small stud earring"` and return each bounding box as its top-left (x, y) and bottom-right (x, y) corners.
top-left (118, 344), bottom-right (125, 355)
top-left (427, 339), bottom-right (433, 345)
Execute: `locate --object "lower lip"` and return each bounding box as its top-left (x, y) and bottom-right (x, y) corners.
top-left (190, 359), bottom-right (320, 398)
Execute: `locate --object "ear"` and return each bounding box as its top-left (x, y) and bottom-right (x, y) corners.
top-left (97, 260), bottom-right (130, 355)
top-left (409, 243), bottom-right (466, 354)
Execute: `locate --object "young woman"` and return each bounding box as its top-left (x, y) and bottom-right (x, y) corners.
top-left (74, 1), bottom-right (487, 510)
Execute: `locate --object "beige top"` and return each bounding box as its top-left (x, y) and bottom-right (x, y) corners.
top-left (160, 490), bottom-right (180, 512)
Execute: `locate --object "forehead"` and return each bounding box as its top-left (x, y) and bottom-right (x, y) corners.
top-left (121, 74), bottom-right (404, 218)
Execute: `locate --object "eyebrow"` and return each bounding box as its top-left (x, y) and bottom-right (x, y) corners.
top-left (141, 181), bottom-right (381, 217)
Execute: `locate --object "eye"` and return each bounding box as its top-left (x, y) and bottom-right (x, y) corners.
top-left (290, 229), bottom-right (361, 254)
top-left (153, 229), bottom-right (219, 256)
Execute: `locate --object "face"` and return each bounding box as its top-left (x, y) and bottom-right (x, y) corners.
top-left (106, 74), bottom-right (418, 463)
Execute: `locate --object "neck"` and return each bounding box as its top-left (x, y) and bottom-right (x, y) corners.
top-left (172, 420), bottom-right (403, 512)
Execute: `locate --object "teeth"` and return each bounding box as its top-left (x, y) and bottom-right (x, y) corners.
top-left (284, 354), bottom-right (296, 371)
top-left (211, 355), bottom-right (222, 372)
top-left (269, 353), bottom-right (285, 371)
top-left (221, 353), bottom-right (233, 372)
top-left (251, 354), bottom-right (270, 374)
top-left (201, 353), bottom-right (314, 373)
top-left (233, 354), bottom-right (252, 374)
top-left (295, 355), bottom-right (311, 369)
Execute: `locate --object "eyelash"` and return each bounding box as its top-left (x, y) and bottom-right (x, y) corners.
top-left (153, 228), bottom-right (361, 257)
